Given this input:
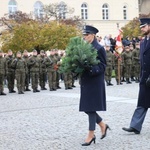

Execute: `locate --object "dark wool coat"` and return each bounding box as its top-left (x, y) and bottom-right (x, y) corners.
top-left (79, 38), bottom-right (106, 112)
top-left (138, 37), bottom-right (150, 108)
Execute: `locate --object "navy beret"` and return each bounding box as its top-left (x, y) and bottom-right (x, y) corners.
top-left (83, 25), bottom-right (99, 35)
top-left (139, 18), bottom-right (150, 28)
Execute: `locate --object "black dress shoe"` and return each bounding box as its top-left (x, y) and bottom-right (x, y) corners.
top-left (122, 127), bottom-right (140, 134)
top-left (82, 135), bottom-right (96, 146)
top-left (101, 124), bottom-right (111, 139)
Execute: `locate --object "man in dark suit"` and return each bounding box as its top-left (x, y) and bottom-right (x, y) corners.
top-left (122, 18), bottom-right (150, 134)
top-left (80, 25), bottom-right (110, 146)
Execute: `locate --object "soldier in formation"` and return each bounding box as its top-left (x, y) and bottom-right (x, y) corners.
top-left (22, 50), bottom-right (31, 91)
top-left (0, 50), bottom-right (6, 95)
top-left (122, 46), bottom-right (132, 84)
top-left (28, 50), bottom-right (40, 92)
top-left (39, 50), bottom-right (47, 90)
top-left (105, 45), bottom-right (114, 86)
top-left (132, 42), bottom-right (140, 83)
top-left (5, 50), bottom-right (16, 93)
top-left (11, 51), bottom-right (27, 94)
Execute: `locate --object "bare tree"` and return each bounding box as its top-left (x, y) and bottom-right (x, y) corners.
top-left (0, 11), bottom-right (33, 31)
top-left (43, 2), bottom-right (74, 22)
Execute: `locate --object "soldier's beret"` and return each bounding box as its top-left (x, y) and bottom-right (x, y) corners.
top-left (139, 18), bottom-right (150, 28)
top-left (8, 49), bottom-right (12, 53)
top-left (17, 51), bottom-right (21, 54)
top-left (82, 25), bottom-right (99, 35)
top-left (23, 50), bottom-right (28, 53)
top-left (40, 50), bottom-right (44, 53)
top-left (33, 49), bottom-right (37, 52)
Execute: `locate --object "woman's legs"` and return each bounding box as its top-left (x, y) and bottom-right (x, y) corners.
top-left (85, 112), bottom-right (109, 141)
top-left (84, 112), bottom-right (102, 142)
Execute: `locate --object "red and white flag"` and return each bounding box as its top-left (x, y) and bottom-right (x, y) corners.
top-left (115, 29), bottom-right (123, 54)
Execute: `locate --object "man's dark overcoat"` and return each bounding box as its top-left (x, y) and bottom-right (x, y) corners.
top-left (138, 37), bottom-right (150, 108)
top-left (79, 38), bottom-right (106, 112)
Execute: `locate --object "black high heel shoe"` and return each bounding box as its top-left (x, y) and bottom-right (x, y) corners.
top-left (82, 135), bottom-right (96, 146)
top-left (101, 124), bottom-right (110, 139)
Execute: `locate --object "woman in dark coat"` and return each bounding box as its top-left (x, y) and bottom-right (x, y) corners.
top-left (80, 25), bottom-right (110, 146)
top-left (122, 18), bottom-right (150, 134)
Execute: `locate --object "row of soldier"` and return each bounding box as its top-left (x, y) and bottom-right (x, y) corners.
top-left (105, 42), bottom-right (140, 86)
top-left (0, 49), bottom-right (76, 95)
top-left (0, 42), bottom-right (140, 95)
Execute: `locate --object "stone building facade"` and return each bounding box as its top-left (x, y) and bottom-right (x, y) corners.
top-left (0, 0), bottom-right (149, 37)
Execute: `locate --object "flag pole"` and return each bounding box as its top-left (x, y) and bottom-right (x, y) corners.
top-left (118, 55), bottom-right (120, 84)
top-left (116, 23), bottom-right (122, 85)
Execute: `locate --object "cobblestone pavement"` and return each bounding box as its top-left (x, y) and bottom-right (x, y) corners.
top-left (0, 79), bottom-right (150, 150)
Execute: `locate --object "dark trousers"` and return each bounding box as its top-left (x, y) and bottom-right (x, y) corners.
top-left (85, 112), bottom-right (102, 130)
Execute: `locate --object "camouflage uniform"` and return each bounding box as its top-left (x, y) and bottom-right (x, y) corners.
top-left (0, 50), bottom-right (6, 95)
top-left (113, 51), bottom-right (123, 85)
top-left (122, 46), bottom-right (132, 84)
top-left (130, 45), bottom-right (136, 81)
top-left (22, 50), bottom-right (31, 91)
top-left (46, 51), bottom-right (57, 91)
top-left (5, 50), bottom-right (16, 93)
top-left (105, 47), bottom-right (114, 86)
top-left (28, 50), bottom-right (40, 92)
top-left (63, 72), bottom-right (73, 90)
top-left (11, 51), bottom-right (27, 94)
top-left (132, 43), bottom-right (140, 83)
top-left (54, 51), bottom-right (61, 89)
top-left (39, 50), bottom-right (47, 90)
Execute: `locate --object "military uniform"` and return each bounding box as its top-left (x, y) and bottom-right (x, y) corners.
top-left (28, 50), bottom-right (40, 92)
top-left (39, 50), bottom-right (47, 90)
top-left (105, 47), bottom-right (113, 86)
top-left (54, 51), bottom-right (61, 89)
top-left (0, 50), bottom-right (6, 95)
top-left (63, 72), bottom-right (73, 90)
top-left (22, 50), bottom-right (31, 91)
top-left (130, 45), bottom-right (136, 81)
top-left (11, 51), bottom-right (27, 94)
top-left (46, 51), bottom-right (57, 91)
top-left (113, 51), bottom-right (123, 85)
top-left (122, 47), bottom-right (132, 84)
top-left (5, 50), bottom-right (16, 93)
top-left (132, 44), bottom-right (140, 83)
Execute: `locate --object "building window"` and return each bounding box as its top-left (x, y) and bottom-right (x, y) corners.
top-left (34, 1), bottom-right (44, 19)
top-left (123, 6), bottom-right (127, 20)
top-left (8, 0), bottom-right (17, 14)
top-left (81, 3), bottom-right (88, 20)
top-left (102, 4), bottom-right (109, 20)
top-left (58, 2), bottom-right (66, 19)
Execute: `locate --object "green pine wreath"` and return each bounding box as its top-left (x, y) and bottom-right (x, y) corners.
top-left (59, 36), bottom-right (100, 74)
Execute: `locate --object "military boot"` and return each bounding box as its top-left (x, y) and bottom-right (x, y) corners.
top-left (126, 78), bottom-right (132, 84)
top-left (108, 81), bottom-right (113, 86)
top-left (0, 91), bottom-right (6, 95)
